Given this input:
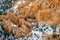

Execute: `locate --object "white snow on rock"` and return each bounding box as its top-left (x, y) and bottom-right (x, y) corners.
top-left (42, 26), bottom-right (53, 34)
top-left (38, 22), bottom-right (44, 29)
top-left (32, 30), bottom-right (42, 40)
top-left (56, 25), bottom-right (60, 34)
top-left (13, 0), bottom-right (26, 13)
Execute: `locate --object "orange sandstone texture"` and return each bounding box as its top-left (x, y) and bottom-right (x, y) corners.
top-left (0, 0), bottom-right (60, 38)
top-left (35, 8), bottom-right (60, 26)
top-left (46, 0), bottom-right (60, 7)
top-left (1, 13), bottom-right (36, 38)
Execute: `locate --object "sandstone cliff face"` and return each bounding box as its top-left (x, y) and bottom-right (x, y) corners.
top-left (0, 0), bottom-right (60, 40)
